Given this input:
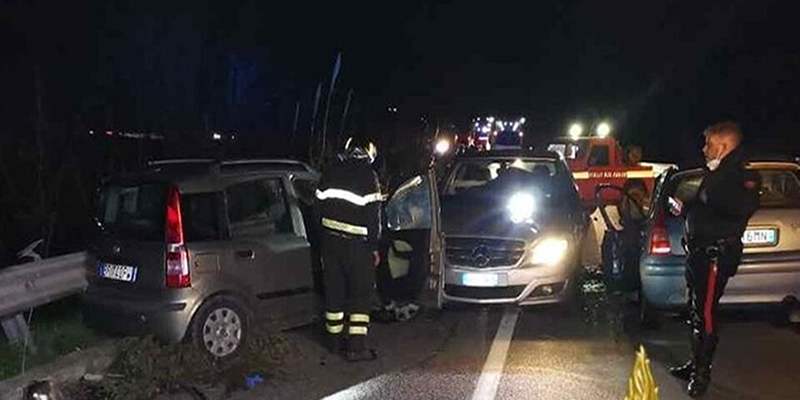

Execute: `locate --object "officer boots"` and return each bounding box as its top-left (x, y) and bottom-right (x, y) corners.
top-left (688, 366), bottom-right (711, 397)
top-left (671, 326), bottom-right (705, 381)
top-left (670, 360), bottom-right (694, 381)
top-left (687, 333), bottom-right (718, 397)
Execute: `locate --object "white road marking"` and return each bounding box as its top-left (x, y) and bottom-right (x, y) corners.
top-left (470, 307), bottom-right (520, 400)
top-left (319, 375), bottom-right (382, 400)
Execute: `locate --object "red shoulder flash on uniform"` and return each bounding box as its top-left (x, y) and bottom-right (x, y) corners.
top-left (745, 180), bottom-right (757, 190)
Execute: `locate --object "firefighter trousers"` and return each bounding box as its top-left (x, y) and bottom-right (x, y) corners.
top-left (685, 240), bottom-right (741, 370)
top-left (321, 231), bottom-right (374, 349)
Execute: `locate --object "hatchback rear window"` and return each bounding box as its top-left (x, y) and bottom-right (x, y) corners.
top-left (98, 182), bottom-right (167, 241)
top-left (667, 169), bottom-right (800, 209)
top-left (759, 170), bottom-right (800, 208)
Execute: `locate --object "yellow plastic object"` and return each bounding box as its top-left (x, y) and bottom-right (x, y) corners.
top-left (388, 241), bottom-right (413, 279)
top-left (624, 345), bottom-right (660, 400)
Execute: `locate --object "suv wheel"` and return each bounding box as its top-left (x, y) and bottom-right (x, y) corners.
top-left (191, 296), bottom-right (248, 358)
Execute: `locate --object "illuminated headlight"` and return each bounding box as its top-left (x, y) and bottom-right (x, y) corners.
top-left (435, 139), bottom-right (451, 155)
top-left (507, 193), bottom-right (536, 224)
top-left (530, 238), bottom-right (569, 266)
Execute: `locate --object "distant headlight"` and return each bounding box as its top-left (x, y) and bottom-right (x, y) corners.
top-left (530, 238), bottom-right (569, 266)
top-left (434, 139), bottom-right (451, 155)
top-left (507, 192), bottom-right (536, 224)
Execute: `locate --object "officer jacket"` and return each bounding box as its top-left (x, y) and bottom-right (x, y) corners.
top-left (686, 146), bottom-right (761, 243)
top-left (316, 157), bottom-right (382, 250)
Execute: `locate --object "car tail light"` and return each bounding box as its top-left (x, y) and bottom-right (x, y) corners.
top-left (165, 185), bottom-right (184, 244)
top-left (166, 247), bottom-right (190, 288)
top-left (649, 210), bottom-right (672, 256)
top-left (165, 185), bottom-right (190, 288)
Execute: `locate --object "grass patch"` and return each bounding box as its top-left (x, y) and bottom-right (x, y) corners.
top-left (0, 296), bottom-right (101, 381)
top-left (66, 326), bottom-right (289, 400)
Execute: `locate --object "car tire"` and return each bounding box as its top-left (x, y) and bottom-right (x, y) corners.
top-left (638, 291), bottom-right (661, 329)
top-left (190, 296), bottom-right (249, 359)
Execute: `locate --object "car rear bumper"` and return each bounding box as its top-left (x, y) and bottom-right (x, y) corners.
top-left (443, 262), bottom-right (573, 305)
top-left (641, 252), bottom-right (800, 308)
top-left (81, 287), bottom-right (198, 343)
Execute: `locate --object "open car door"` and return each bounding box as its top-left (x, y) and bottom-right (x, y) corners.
top-left (595, 184), bottom-right (648, 292)
top-left (384, 169), bottom-right (445, 309)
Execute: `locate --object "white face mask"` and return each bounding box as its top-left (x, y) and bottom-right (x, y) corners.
top-left (705, 145), bottom-right (724, 171)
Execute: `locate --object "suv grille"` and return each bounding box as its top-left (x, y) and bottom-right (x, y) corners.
top-left (446, 237), bottom-right (526, 268)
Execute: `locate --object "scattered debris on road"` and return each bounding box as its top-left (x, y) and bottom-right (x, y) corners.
top-left (64, 326), bottom-right (289, 400)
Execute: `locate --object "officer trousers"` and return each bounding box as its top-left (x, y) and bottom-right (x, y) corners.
top-left (685, 240), bottom-right (742, 369)
top-left (321, 231), bottom-right (374, 347)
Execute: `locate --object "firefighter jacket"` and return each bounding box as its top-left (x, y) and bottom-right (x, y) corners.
top-left (316, 158), bottom-right (382, 250)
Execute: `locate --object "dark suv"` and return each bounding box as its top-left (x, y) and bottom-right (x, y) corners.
top-left (83, 159), bottom-right (321, 358)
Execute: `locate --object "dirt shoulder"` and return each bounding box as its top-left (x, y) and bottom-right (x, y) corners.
top-left (227, 311), bottom-right (457, 400)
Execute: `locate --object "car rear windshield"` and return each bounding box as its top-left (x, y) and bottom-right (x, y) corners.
top-left (98, 182), bottom-right (167, 241)
top-left (667, 169), bottom-right (800, 209)
top-left (759, 170), bottom-right (800, 208)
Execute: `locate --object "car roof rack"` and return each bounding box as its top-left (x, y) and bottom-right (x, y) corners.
top-left (218, 159), bottom-right (316, 174)
top-left (147, 159), bottom-right (216, 167)
top-left (145, 158), bottom-right (318, 176)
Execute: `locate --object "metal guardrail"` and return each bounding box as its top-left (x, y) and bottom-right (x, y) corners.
top-left (0, 252), bottom-right (88, 344)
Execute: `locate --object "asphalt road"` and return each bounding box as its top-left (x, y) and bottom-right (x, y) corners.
top-left (231, 287), bottom-right (800, 400)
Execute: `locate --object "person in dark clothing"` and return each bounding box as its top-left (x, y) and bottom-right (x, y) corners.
top-left (620, 179), bottom-right (649, 226)
top-left (668, 121), bottom-right (761, 397)
top-left (316, 137), bottom-right (382, 362)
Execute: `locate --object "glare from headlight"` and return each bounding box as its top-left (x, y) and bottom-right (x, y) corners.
top-left (435, 139), bottom-right (451, 155)
top-left (596, 121), bottom-right (611, 138)
top-left (530, 238), bottom-right (569, 266)
top-left (507, 192), bottom-right (536, 224)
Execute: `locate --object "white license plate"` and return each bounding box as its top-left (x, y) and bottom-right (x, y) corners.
top-left (462, 273), bottom-right (499, 287)
top-left (742, 229), bottom-right (777, 246)
top-left (99, 263), bottom-right (137, 282)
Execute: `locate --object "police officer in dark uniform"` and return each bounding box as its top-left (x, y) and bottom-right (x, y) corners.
top-left (668, 121), bottom-right (760, 397)
top-left (316, 137), bottom-right (382, 362)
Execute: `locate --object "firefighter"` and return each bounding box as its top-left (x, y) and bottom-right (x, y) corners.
top-left (668, 121), bottom-right (760, 397)
top-left (626, 145), bottom-right (644, 166)
top-left (316, 137), bottom-right (382, 362)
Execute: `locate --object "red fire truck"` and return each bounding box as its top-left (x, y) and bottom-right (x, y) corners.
top-left (547, 137), bottom-right (670, 208)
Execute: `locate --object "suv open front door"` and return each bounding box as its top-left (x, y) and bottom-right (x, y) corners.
top-left (384, 170), bottom-right (445, 309)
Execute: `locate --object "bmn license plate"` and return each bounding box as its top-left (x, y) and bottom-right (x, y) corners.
top-left (462, 272), bottom-right (500, 287)
top-left (99, 263), bottom-right (138, 282)
top-left (742, 228), bottom-right (777, 246)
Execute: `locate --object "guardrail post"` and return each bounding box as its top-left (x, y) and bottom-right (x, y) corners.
top-left (1, 313), bottom-right (37, 354)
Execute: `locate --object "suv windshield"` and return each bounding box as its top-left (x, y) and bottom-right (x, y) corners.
top-left (97, 182), bottom-right (167, 241)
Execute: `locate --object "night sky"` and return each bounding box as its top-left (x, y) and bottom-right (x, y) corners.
top-left (2, 0), bottom-right (799, 165)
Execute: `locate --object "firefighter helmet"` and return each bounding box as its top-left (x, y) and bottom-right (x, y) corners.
top-left (342, 137), bottom-right (377, 164)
